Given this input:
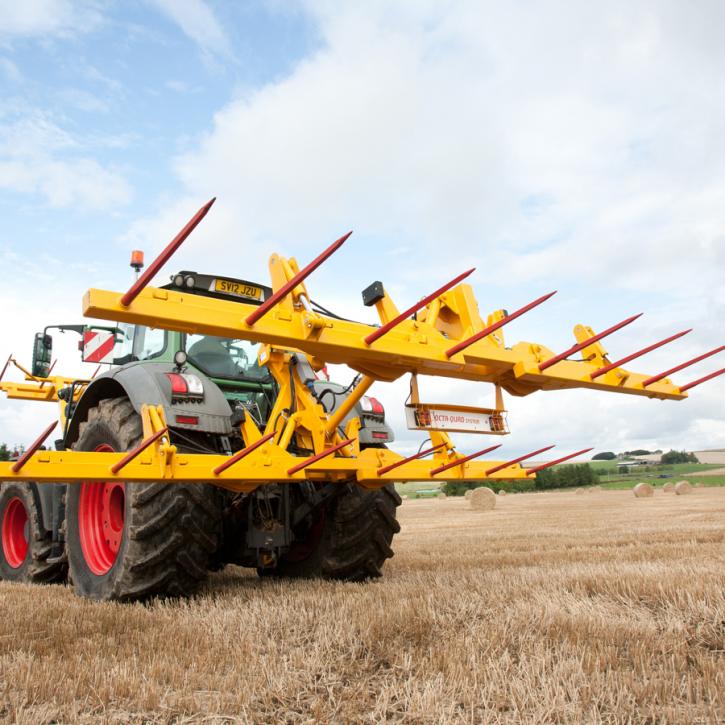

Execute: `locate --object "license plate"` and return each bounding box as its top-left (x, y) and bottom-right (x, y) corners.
top-left (213, 279), bottom-right (263, 301)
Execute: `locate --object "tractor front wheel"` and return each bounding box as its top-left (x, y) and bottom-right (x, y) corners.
top-left (65, 397), bottom-right (221, 601)
top-left (0, 482), bottom-right (66, 583)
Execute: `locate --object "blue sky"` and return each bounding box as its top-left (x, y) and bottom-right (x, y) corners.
top-left (0, 0), bottom-right (723, 457)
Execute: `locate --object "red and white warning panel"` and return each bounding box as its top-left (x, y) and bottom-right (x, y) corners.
top-left (82, 329), bottom-right (116, 364)
top-left (405, 403), bottom-right (509, 435)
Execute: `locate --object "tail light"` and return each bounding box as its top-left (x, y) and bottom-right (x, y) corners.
top-left (165, 372), bottom-right (204, 399)
top-left (361, 396), bottom-right (385, 416)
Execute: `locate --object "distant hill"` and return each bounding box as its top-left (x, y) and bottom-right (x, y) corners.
top-left (692, 450), bottom-right (725, 465)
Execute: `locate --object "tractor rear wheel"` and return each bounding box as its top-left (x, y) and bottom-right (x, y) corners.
top-left (65, 397), bottom-right (221, 601)
top-left (0, 482), bottom-right (66, 583)
top-left (276, 482), bottom-right (401, 581)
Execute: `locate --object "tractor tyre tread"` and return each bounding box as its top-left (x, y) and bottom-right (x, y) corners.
top-left (278, 482), bottom-right (401, 582)
top-left (66, 397), bottom-right (221, 601)
top-left (0, 482), bottom-right (67, 584)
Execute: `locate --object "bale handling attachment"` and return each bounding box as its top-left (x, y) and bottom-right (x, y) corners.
top-left (1, 198), bottom-right (722, 493)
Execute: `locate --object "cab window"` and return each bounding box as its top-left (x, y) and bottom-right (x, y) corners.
top-left (186, 335), bottom-right (268, 380)
top-left (133, 326), bottom-right (166, 361)
top-left (114, 324), bottom-right (166, 363)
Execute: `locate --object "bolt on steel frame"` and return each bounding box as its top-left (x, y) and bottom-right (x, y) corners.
top-left (0, 199), bottom-right (722, 492)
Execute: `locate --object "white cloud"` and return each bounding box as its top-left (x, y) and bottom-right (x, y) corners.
top-left (0, 250), bottom-right (105, 446)
top-left (0, 0), bottom-right (101, 40)
top-left (130, 2), bottom-right (725, 290)
top-left (148, 0), bottom-right (232, 60)
top-left (0, 110), bottom-right (132, 210)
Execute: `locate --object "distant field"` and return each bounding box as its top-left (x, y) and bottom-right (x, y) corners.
top-left (397, 462), bottom-right (725, 498)
top-left (396, 481), bottom-right (444, 497)
top-left (1, 489), bottom-right (723, 722)
top-left (589, 462), bottom-right (725, 490)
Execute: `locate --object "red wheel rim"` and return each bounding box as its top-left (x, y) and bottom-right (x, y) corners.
top-left (78, 443), bottom-right (126, 575)
top-left (2, 496), bottom-right (29, 568)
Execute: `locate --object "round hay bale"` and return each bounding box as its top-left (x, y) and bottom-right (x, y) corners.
top-left (437, 492), bottom-right (447, 499)
top-left (498, 489), bottom-right (507, 496)
top-left (575, 488), bottom-right (584, 495)
top-left (674, 480), bottom-right (692, 495)
top-left (464, 489), bottom-right (474, 500)
top-left (662, 482), bottom-right (675, 493)
top-left (592, 485), bottom-right (602, 491)
top-left (402, 494), bottom-right (409, 500)
top-left (633, 482), bottom-right (654, 498)
top-left (469, 486), bottom-right (496, 511)
top-left (694, 482), bottom-right (704, 488)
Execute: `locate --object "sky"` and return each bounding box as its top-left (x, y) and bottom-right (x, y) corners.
top-left (0, 0), bottom-right (723, 459)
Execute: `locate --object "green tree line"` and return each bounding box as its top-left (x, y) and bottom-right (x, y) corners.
top-left (442, 462), bottom-right (599, 495)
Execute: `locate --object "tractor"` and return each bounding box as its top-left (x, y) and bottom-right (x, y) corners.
top-left (0, 271), bottom-right (399, 600)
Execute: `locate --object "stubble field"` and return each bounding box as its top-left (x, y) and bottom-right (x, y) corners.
top-left (1, 488), bottom-right (723, 723)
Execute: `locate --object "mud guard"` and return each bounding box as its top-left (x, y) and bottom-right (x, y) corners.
top-left (64, 361), bottom-right (233, 447)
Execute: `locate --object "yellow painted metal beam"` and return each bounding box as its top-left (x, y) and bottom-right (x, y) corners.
top-left (83, 285), bottom-right (686, 400)
top-left (0, 446), bottom-right (530, 492)
top-left (0, 377), bottom-right (84, 403)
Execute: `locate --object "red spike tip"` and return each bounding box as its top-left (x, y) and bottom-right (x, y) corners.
top-left (246, 231), bottom-right (352, 326)
top-left (590, 329), bottom-right (692, 380)
top-left (642, 345), bottom-right (725, 387)
top-left (430, 443), bottom-right (502, 476)
top-left (120, 197), bottom-right (216, 307)
top-left (11, 421), bottom-right (58, 473)
top-left (484, 445), bottom-right (556, 475)
top-left (525, 448), bottom-right (594, 475)
top-left (364, 268), bottom-right (476, 346)
top-left (0, 354), bottom-right (12, 382)
top-left (213, 432), bottom-right (276, 476)
top-left (446, 290), bottom-right (557, 358)
top-left (538, 314), bottom-right (643, 372)
top-left (110, 427), bottom-right (169, 475)
top-left (287, 438), bottom-right (355, 475)
top-left (377, 443), bottom-right (447, 476)
top-left (678, 367), bottom-right (725, 393)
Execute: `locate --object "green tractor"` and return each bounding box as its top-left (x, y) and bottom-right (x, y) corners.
top-left (0, 271), bottom-right (400, 601)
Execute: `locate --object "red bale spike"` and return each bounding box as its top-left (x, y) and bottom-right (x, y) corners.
top-left (213, 432), bottom-right (276, 476)
top-left (430, 443), bottom-right (502, 476)
top-left (120, 197), bottom-right (216, 307)
top-left (90, 364), bottom-right (102, 380)
top-left (590, 329), bottom-right (692, 380)
top-left (110, 427), bottom-right (169, 475)
top-left (11, 421), bottom-right (58, 473)
top-left (376, 443), bottom-right (447, 476)
top-left (0, 354), bottom-right (12, 382)
top-left (642, 345), bottom-right (725, 387)
top-left (678, 367), bottom-right (725, 393)
top-left (446, 290), bottom-right (557, 358)
top-left (364, 268), bottom-right (476, 346)
top-left (538, 314), bottom-right (643, 372)
top-left (484, 444), bottom-right (556, 475)
top-left (525, 447), bottom-right (593, 476)
top-left (287, 438), bottom-right (355, 476)
top-left (246, 231), bottom-right (352, 326)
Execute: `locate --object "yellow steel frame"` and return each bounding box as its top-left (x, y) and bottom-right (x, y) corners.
top-left (83, 265), bottom-right (685, 400)
top-left (0, 404), bottom-right (530, 491)
top-left (0, 248), bottom-right (690, 489)
top-left (0, 356), bottom-right (87, 432)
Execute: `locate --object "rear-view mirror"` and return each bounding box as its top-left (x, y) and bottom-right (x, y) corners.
top-left (31, 332), bottom-right (53, 378)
